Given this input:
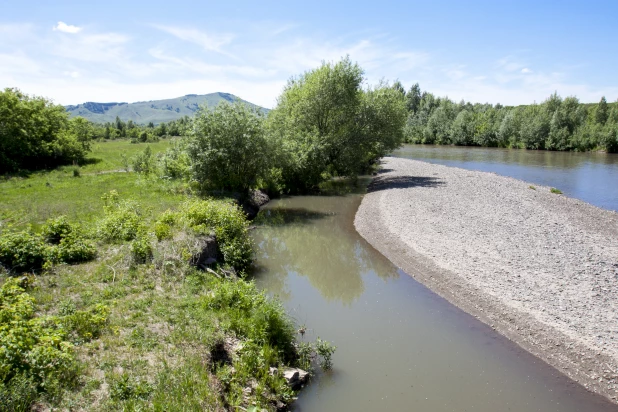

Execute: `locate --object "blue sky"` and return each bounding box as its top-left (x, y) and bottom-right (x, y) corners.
top-left (1, 0), bottom-right (616, 108)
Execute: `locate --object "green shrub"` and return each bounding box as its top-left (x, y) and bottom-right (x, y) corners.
top-left (109, 373), bottom-right (152, 401)
top-left (132, 146), bottom-right (155, 174)
top-left (0, 373), bottom-right (38, 412)
top-left (157, 209), bottom-right (178, 226)
top-left (204, 280), bottom-right (295, 357)
top-left (98, 191), bottom-right (145, 242)
top-left (188, 101), bottom-right (270, 192)
top-left (53, 232), bottom-right (97, 264)
top-left (154, 222), bottom-right (172, 241)
top-left (180, 199), bottom-right (253, 270)
top-left (0, 278), bottom-right (77, 407)
top-left (550, 187), bottom-right (563, 194)
top-left (131, 233), bottom-right (153, 264)
top-left (0, 231), bottom-right (50, 273)
top-left (315, 337), bottom-right (336, 370)
top-left (41, 216), bottom-right (74, 244)
top-left (60, 303), bottom-right (109, 343)
top-left (157, 140), bottom-right (191, 180)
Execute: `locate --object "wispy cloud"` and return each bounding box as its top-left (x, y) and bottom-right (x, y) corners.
top-left (1, 20), bottom-right (616, 109)
top-left (53, 21), bottom-right (82, 34)
top-left (152, 25), bottom-right (235, 57)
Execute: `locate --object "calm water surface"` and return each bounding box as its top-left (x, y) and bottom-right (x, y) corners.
top-left (393, 144), bottom-right (618, 211)
top-left (252, 183), bottom-right (617, 411)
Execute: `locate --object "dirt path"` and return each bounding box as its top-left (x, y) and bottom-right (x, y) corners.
top-left (354, 156), bottom-right (618, 404)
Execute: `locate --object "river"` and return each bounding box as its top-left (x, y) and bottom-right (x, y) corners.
top-left (252, 146), bottom-right (618, 411)
top-left (393, 144), bottom-right (618, 211)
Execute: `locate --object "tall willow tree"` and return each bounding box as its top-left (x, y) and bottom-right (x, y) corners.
top-left (267, 57), bottom-right (407, 192)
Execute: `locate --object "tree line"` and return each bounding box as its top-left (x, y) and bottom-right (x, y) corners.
top-left (397, 82), bottom-right (618, 152)
top-left (0, 88), bottom-right (191, 173)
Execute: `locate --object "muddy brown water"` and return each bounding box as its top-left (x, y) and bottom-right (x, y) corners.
top-left (252, 181), bottom-right (618, 411)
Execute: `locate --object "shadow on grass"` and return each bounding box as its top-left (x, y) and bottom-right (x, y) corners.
top-left (368, 175), bottom-right (444, 192)
top-left (79, 157), bottom-right (103, 166)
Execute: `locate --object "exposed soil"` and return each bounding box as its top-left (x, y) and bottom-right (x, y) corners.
top-left (354, 156), bottom-right (618, 404)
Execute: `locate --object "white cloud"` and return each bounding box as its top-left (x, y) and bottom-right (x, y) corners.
top-left (53, 22), bottom-right (82, 34)
top-left (153, 25), bottom-right (234, 56)
top-left (2, 21), bottom-right (616, 109)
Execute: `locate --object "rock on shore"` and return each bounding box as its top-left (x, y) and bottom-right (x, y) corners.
top-left (354, 156), bottom-right (618, 403)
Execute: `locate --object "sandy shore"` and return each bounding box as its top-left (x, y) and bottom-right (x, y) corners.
top-left (354, 156), bottom-right (618, 403)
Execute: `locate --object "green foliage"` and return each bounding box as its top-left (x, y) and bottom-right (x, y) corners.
top-left (267, 57), bottom-right (407, 192)
top-left (41, 216), bottom-right (74, 244)
top-left (203, 280), bottom-right (295, 359)
top-left (109, 373), bottom-right (152, 401)
top-left (97, 191), bottom-right (145, 242)
top-left (154, 222), bottom-right (173, 241)
top-left (0, 88), bottom-right (90, 173)
top-left (315, 337), bottom-right (336, 371)
top-left (157, 139), bottom-right (191, 180)
top-left (53, 232), bottom-right (97, 264)
top-left (402, 84), bottom-right (618, 152)
top-left (180, 199), bottom-right (253, 270)
top-left (0, 231), bottom-right (50, 273)
top-left (189, 101), bottom-right (270, 192)
top-left (0, 278), bottom-right (78, 407)
top-left (131, 146), bottom-right (155, 174)
top-left (130, 233), bottom-right (153, 264)
top-left (550, 187), bottom-right (563, 194)
top-left (0, 217), bottom-right (96, 272)
top-left (58, 302), bottom-right (109, 343)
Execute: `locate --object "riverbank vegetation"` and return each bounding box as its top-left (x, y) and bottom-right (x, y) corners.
top-left (398, 83), bottom-right (618, 152)
top-left (1, 57), bottom-right (401, 410)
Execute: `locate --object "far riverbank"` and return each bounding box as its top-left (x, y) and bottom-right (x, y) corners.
top-left (355, 157), bottom-right (618, 403)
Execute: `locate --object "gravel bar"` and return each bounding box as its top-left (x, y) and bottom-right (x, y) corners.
top-left (354, 156), bottom-right (618, 403)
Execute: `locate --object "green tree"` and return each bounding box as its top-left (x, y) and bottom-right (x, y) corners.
top-left (595, 96), bottom-right (609, 125)
top-left (188, 101), bottom-right (269, 192)
top-left (406, 83), bottom-right (422, 113)
top-left (68, 117), bottom-right (95, 151)
top-left (0, 88), bottom-right (88, 173)
top-left (267, 57), bottom-right (407, 191)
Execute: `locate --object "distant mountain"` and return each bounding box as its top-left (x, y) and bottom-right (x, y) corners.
top-left (65, 92), bottom-right (267, 124)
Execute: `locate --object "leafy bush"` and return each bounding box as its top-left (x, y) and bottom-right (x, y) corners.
top-left (0, 231), bottom-right (50, 273)
top-left (180, 199), bottom-right (253, 270)
top-left (41, 216), bottom-right (74, 244)
top-left (59, 303), bottom-right (109, 343)
top-left (315, 337), bottom-right (336, 370)
top-left (97, 191), bottom-right (145, 242)
top-left (154, 222), bottom-right (172, 241)
top-left (132, 146), bottom-right (156, 174)
top-left (0, 88), bottom-right (90, 173)
top-left (157, 140), bottom-right (191, 180)
top-left (0, 278), bottom-right (77, 407)
top-left (131, 233), bottom-right (153, 264)
top-left (109, 373), bottom-right (152, 401)
top-left (53, 232), bottom-right (97, 264)
top-left (188, 101), bottom-right (270, 192)
top-left (203, 279), bottom-right (295, 360)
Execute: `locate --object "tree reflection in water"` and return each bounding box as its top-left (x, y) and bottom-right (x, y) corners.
top-left (251, 194), bottom-right (396, 305)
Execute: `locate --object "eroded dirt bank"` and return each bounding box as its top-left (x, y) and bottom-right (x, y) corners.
top-left (354, 156), bottom-right (618, 403)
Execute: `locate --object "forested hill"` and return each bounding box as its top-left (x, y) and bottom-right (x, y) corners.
top-left (65, 92), bottom-right (267, 124)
